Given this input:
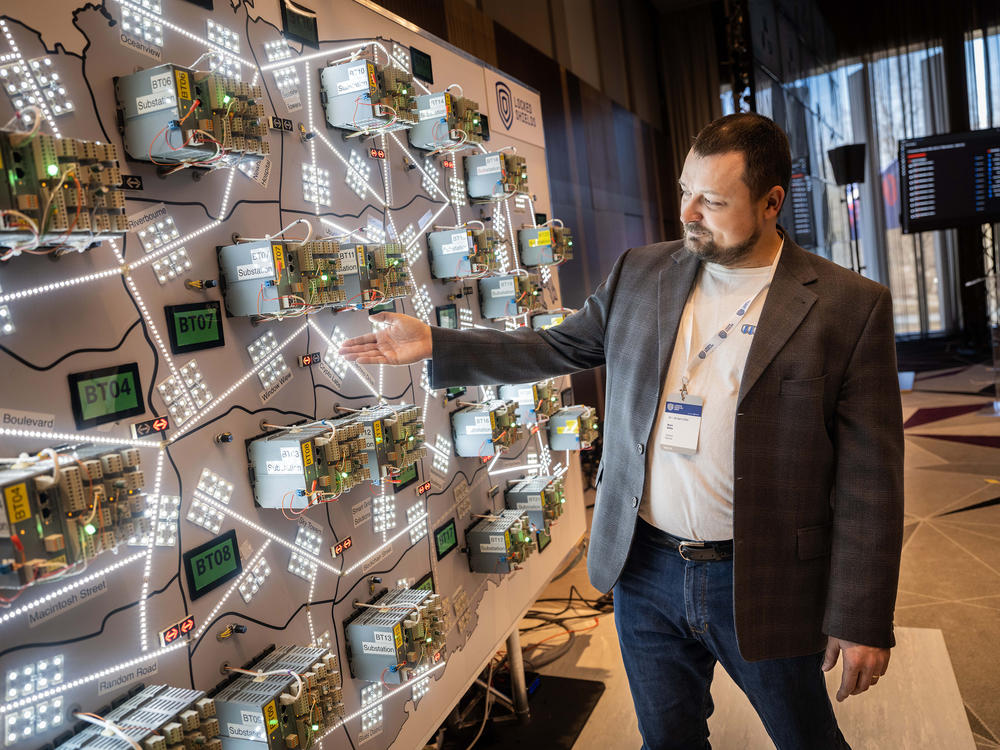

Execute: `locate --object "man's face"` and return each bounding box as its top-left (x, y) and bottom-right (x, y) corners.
top-left (678, 150), bottom-right (765, 266)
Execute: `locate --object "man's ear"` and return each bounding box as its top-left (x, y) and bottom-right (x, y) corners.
top-left (764, 186), bottom-right (785, 218)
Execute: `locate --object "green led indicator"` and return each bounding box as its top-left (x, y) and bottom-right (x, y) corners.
top-left (46, 164), bottom-right (59, 177)
top-left (223, 95), bottom-right (231, 104)
top-left (84, 523), bottom-right (96, 535)
top-left (321, 274), bottom-right (328, 281)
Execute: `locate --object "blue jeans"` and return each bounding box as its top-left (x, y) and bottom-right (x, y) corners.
top-left (614, 519), bottom-right (850, 750)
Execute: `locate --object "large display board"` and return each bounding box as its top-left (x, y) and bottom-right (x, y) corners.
top-left (0, 1), bottom-right (587, 748)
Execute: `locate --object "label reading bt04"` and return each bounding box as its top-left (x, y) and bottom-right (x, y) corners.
top-left (660, 394), bottom-right (704, 455)
top-left (4, 482), bottom-right (31, 524)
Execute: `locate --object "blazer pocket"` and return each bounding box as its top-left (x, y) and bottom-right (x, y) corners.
top-left (797, 524), bottom-right (832, 560)
top-left (780, 374), bottom-right (827, 397)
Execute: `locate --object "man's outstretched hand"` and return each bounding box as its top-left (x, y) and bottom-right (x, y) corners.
top-left (338, 312), bottom-right (432, 365)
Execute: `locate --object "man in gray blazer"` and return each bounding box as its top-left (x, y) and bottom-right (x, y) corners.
top-left (341, 113), bottom-right (903, 749)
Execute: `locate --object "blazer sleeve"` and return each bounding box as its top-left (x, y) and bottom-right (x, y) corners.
top-left (823, 286), bottom-right (904, 648)
top-left (428, 249), bottom-right (630, 389)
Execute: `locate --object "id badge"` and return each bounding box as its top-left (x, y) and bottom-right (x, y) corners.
top-left (659, 394), bottom-right (704, 455)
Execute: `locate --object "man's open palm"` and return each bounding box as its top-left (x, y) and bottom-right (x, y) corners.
top-left (338, 312), bottom-right (432, 365)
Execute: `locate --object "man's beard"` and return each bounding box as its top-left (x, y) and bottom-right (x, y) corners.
top-left (683, 222), bottom-right (761, 266)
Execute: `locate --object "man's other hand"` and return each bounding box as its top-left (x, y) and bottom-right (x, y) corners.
top-left (822, 636), bottom-right (890, 702)
top-left (338, 312), bottom-right (432, 365)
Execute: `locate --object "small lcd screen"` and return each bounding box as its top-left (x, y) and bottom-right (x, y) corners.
top-left (410, 46), bottom-right (433, 84)
top-left (393, 462), bottom-right (418, 493)
top-left (368, 299), bottom-right (396, 315)
top-left (183, 530), bottom-right (242, 600)
top-left (280, 0), bottom-right (319, 48)
top-left (446, 386), bottom-right (466, 401)
top-left (414, 571), bottom-right (434, 592)
top-left (165, 301), bottom-right (225, 354)
top-left (434, 518), bottom-right (458, 560)
top-left (537, 529), bottom-right (551, 552)
top-left (436, 304), bottom-right (458, 329)
top-left (68, 363), bottom-right (145, 429)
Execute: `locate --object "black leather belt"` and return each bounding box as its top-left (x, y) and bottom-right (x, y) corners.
top-left (638, 519), bottom-right (734, 562)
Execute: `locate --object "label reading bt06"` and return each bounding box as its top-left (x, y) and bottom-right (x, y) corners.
top-left (659, 394), bottom-right (704, 455)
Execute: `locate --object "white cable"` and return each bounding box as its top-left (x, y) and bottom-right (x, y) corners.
top-left (72, 713), bottom-right (142, 750)
top-left (445, 83), bottom-right (464, 98)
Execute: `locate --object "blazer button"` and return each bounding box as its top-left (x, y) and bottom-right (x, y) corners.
top-left (631, 496), bottom-right (639, 508)
top-left (636, 443), bottom-right (644, 455)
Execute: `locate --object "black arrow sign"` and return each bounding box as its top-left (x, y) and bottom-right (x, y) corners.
top-left (121, 175), bottom-right (144, 190)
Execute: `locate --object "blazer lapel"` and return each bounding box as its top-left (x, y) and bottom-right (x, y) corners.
top-left (657, 247), bottom-right (701, 385)
top-left (738, 241), bottom-right (818, 405)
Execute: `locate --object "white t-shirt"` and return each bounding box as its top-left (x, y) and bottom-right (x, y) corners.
top-left (639, 243), bottom-right (782, 541)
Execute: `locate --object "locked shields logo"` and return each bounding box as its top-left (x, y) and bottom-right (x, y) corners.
top-left (495, 81), bottom-right (513, 130)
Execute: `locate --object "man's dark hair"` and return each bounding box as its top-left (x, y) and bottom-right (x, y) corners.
top-left (692, 113), bottom-right (791, 201)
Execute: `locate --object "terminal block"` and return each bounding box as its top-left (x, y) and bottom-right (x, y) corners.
top-left (464, 151), bottom-right (528, 201)
top-left (214, 646), bottom-right (344, 749)
top-left (408, 92), bottom-right (484, 151)
top-left (0, 445), bottom-right (146, 587)
top-left (345, 588), bottom-right (448, 684)
top-left (115, 64), bottom-right (268, 167)
top-left (426, 226), bottom-right (500, 278)
top-left (465, 510), bottom-right (535, 574)
top-left (451, 400), bottom-right (521, 457)
top-left (498, 380), bottom-right (561, 426)
top-left (319, 54), bottom-right (417, 133)
top-left (548, 405), bottom-right (599, 450)
top-left (249, 405), bottom-right (425, 509)
top-left (504, 475), bottom-right (565, 534)
top-left (531, 310), bottom-right (569, 330)
top-left (218, 240), bottom-right (408, 319)
top-left (0, 129), bottom-right (127, 254)
top-left (53, 685), bottom-right (221, 750)
top-left (518, 224), bottom-right (573, 267)
top-left (478, 273), bottom-right (543, 319)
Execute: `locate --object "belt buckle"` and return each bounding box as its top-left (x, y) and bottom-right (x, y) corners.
top-left (677, 541), bottom-right (706, 561)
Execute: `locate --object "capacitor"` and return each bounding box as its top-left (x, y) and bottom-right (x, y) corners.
top-left (185, 279), bottom-right (218, 290)
top-left (214, 431), bottom-right (233, 443)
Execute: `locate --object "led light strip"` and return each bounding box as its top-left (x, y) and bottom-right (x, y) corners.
top-left (307, 320), bottom-right (381, 399)
top-left (339, 511), bottom-right (428, 577)
top-left (111, 0), bottom-right (254, 67)
top-left (0, 642), bottom-right (185, 714)
top-left (138, 450), bottom-right (167, 651)
top-left (504, 198), bottom-right (521, 272)
top-left (125, 275), bottom-right (180, 381)
top-left (314, 131), bottom-right (386, 206)
top-left (315, 660), bottom-right (446, 741)
top-left (0, 427), bottom-right (160, 449)
top-left (304, 62), bottom-right (318, 211)
top-left (0, 552), bottom-right (144, 629)
top-left (218, 165), bottom-right (236, 218)
top-left (388, 132), bottom-right (450, 202)
top-left (127, 220), bottom-right (222, 271)
top-left (0, 20), bottom-right (60, 137)
top-left (192, 494), bottom-right (342, 575)
top-left (189, 540), bottom-right (271, 642)
top-left (258, 43), bottom-right (363, 72)
top-left (306, 564), bottom-right (318, 644)
top-left (166, 322), bottom-right (308, 443)
top-left (0, 266), bottom-right (122, 305)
